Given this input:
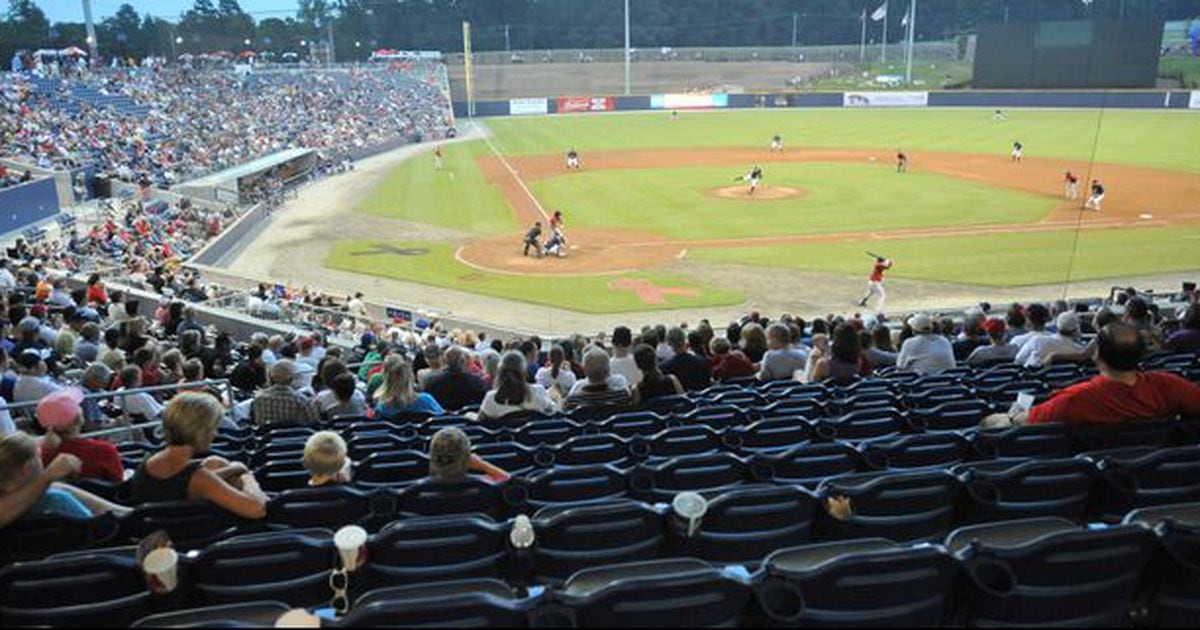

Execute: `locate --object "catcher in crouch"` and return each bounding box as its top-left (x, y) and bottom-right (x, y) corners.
top-left (735, 165), bottom-right (764, 195)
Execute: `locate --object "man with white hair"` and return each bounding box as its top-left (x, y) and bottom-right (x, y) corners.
top-left (250, 359), bottom-right (319, 427)
top-left (425, 346), bottom-right (488, 412)
top-left (896, 314), bottom-right (956, 374)
top-left (565, 348), bottom-right (633, 410)
top-left (1014, 312), bottom-right (1084, 368)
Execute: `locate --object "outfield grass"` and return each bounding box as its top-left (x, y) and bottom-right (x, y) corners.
top-left (356, 141), bottom-right (516, 233)
top-left (487, 109), bottom-right (1200, 173)
top-left (326, 241), bottom-right (744, 313)
top-left (532, 163), bottom-right (1053, 240)
top-left (690, 226), bottom-right (1200, 287)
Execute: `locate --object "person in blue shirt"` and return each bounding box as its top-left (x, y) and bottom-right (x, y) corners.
top-left (0, 432), bottom-right (130, 527)
top-left (374, 359), bottom-right (444, 422)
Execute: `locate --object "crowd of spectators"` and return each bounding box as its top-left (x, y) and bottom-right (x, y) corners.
top-left (0, 256), bottom-right (1197, 532)
top-left (1, 62), bottom-right (454, 188)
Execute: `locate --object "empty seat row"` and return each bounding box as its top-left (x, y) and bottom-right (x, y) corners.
top-left (4, 505), bottom-right (1197, 628)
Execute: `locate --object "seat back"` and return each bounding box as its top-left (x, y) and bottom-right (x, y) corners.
top-left (724, 418), bottom-right (813, 455)
top-left (675, 485), bottom-right (818, 566)
top-left (122, 501), bottom-right (244, 550)
top-left (343, 579), bottom-right (542, 627)
top-left (533, 500), bottom-right (667, 583)
top-left (862, 433), bottom-right (971, 470)
top-left (762, 442), bottom-right (867, 486)
top-left (1090, 445), bottom-right (1200, 519)
top-left (817, 470), bottom-right (961, 542)
top-left (130, 601), bottom-right (292, 628)
top-left (365, 515), bottom-right (509, 588)
top-left (525, 464), bottom-right (630, 508)
top-left (631, 453), bottom-right (748, 502)
top-left (972, 423), bottom-right (1074, 460)
top-left (955, 458), bottom-right (1096, 524)
top-left (646, 425), bottom-right (723, 458)
top-left (0, 554), bottom-right (151, 627)
top-left (266, 485), bottom-right (379, 530)
top-left (0, 513), bottom-right (122, 564)
top-left (396, 477), bottom-right (513, 519)
top-left (760, 539), bottom-right (959, 627)
top-left (1123, 503), bottom-right (1200, 628)
top-left (189, 529), bottom-right (334, 608)
top-left (355, 450), bottom-right (429, 487)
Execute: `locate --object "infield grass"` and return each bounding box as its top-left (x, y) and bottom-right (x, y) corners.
top-left (690, 226), bottom-right (1200, 287)
top-left (326, 241), bottom-right (744, 313)
top-left (487, 109), bottom-right (1200, 173)
top-left (532, 162), bottom-right (1053, 240)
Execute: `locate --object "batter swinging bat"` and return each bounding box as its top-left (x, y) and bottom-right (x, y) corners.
top-left (866, 251), bottom-right (888, 259)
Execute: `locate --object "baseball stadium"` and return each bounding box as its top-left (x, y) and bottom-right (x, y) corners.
top-left (1, 1), bottom-right (1200, 628)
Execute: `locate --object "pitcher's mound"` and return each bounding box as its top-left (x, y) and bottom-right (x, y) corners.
top-left (707, 185), bottom-right (806, 201)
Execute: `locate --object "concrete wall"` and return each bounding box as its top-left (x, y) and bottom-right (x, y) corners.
top-left (0, 177), bottom-right (61, 236)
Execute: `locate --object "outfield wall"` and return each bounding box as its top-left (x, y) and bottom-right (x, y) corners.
top-left (455, 89), bottom-right (1200, 118)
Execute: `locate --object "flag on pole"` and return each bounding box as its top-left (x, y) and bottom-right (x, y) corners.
top-left (901, 4), bottom-right (910, 27)
top-left (871, 2), bottom-right (888, 22)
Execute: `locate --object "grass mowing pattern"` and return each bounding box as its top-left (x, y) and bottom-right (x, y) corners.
top-left (691, 227), bottom-right (1200, 287)
top-left (532, 162), bottom-right (1053, 240)
top-left (326, 241), bottom-right (744, 313)
top-left (357, 141), bottom-right (516, 233)
top-left (487, 109), bottom-right (1200, 173)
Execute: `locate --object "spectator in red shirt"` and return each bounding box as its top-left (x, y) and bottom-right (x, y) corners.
top-left (38, 388), bottom-right (124, 483)
top-left (85, 273), bottom-right (109, 306)
top-left (988, 323), bottom-right (1200, 428)
top-left (710, 337), bottom-right (756, 381)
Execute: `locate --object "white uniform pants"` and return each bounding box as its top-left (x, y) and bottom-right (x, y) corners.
top-left (862, 281), bottom-right (886, 312)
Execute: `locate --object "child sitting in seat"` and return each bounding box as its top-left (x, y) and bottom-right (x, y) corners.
top-left (303, 431), bottom-right (353, 487)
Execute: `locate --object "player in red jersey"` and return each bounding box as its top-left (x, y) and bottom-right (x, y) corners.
top-left (1063, 171), bottom-right (1079, 200)
top-left (858, 254), bottom-right (893, 312)
top-left (434, 146), bottom-right (444, 170)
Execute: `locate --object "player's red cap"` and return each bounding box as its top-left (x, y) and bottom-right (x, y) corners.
top-left (984, 319), bottom-right (1006, 336)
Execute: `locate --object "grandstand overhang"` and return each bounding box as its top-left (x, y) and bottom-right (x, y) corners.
top-left (173, 148), bottom-right (319, 204)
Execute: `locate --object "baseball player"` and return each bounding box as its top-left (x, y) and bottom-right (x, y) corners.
top-left (858, 256), bottom-right (893, 312)
top-left (1011, 141), bottom-right (1023, 163)
top-left (896, 150), bottom-right (908, 173)
top-left (434, 146), bottom-right (444, 170)
top-left (735, 165), bottom-right (764, 195)
top-left (543, 227), bottom-right (568, 258)
top-left (1085, 179), bottom-right (1106, 211)
top-left (1063, 171), bottom-right (1080, 200)
top-left (522, 221), bottom-right (543, 257)
top-left (993, 109), bottom-right (1007, 121)
top-left (565, 148), bottom-right (581, 171)
top-left (550, 210), bottom-right (565, 233)
top-left (770, 134), bottom-right (783, 152)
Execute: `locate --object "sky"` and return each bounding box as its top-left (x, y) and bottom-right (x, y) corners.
top-left (42, 0), bottom-right (302, 23)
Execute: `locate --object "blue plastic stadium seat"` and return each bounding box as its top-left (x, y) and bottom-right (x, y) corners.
top-left (629, 452), bottom-right (749, 502)
top-left (759, 441), bottom-right (868, 486)
top-left (679, 404), bottom-right (749, 430)
top-left (640, 394), bottom-right (696, 416)
top-left (189, 529), bottom-right (334, 608)
top-left (816, 469), bottom-right (962, 542)
top-left (512, 418), bottom-right (586, 446)
top-left (122, 500), bottom-right (248, 550)
top-left (266, 485), bottom-right (381, 530)
top-left (595, 411), bottom-right (669, 438)
top-left (0, 554), bottom-right (152, 627)
top-left (953, 457), bottom-right (1096, 524)
top-left (347, 433), bottom-right (418, 461)
top-left (723, 417), bottom-right (814, 455)
top-left (758, 538), bottom-right (959, 626)
top-left (971, 423), bottom-right (1074, 460)
top-left (256, 460), bottom-right (312, 493)
top-left (532, 500), bottom-right (668, 583)
top-left (1122, 502), bottom-right (1200, 628)
top-left (1087, 445), bottom-right (1200, 519)
top-left (473, 441), bottom-right (542, 476)
top-left (861, 432), bottom-right (973, 470)
top-left (554, 433), bottom-right (636, 468)
top-left (545, 558), bottom-right (754, 627)
top-left (671, 484), bottom-right (818, 566)
top-left (817, 407), bottom-right (914, 442)
top-left (0, 512), bottom-right (123, 564)
top-left (754, 398), bottom-right (827, 420)
top-left (364, 515), bottom-right (509, 589)
top-left (641, 425), bottom-right (724, 459)
top-left (1072, 418), bottom-right (1187, 452)
top-left (910, 399), bottom-right (994, 432)
top-left (523, 464), bottom-right (630, 508)
top-left (130, 601), bottom-right (292, 628)
top-left (343, 579), bottom-right (544, 627)
top-left (946, 517), bottom-right (1156, 626)
top-left (825, 391), bottom-right (904, 417)
top-left (355, 450), bottom-right (430, 487)
top-left (396, 477), bottom-right (517, 519)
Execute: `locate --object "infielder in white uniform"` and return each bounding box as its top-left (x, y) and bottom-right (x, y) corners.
top-left (1085, 180), bottom-right (1106, 211)
top-left (770, 134), bottom-right (783, 152)
top-left (1011, 141), bottom-right (1023, 162)
top-left (736, 165), bottom-right (764, 195)
top-left (565, 148), bottom-right (581, 171)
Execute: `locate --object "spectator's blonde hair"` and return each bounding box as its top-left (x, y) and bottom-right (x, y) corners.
top-left (53, 330), bottom-right (76, 360)
top-left (302, 431), bottom-right (347, 479)
top-left (163, 392), bottom-right (223, 448)
top-left (0, 432), bottom-right (38, 487)
top-left (379, 359), bottom-right (418, 407)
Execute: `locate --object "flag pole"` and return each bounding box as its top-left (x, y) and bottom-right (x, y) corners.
top-left (904, 0), bottom-right (917, 83)
top-left (859, 8), bottom-right (867, 63)
top-left (881, 2), bottom-right (888, 63)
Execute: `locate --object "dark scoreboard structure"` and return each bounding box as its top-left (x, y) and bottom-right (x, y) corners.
top-left (973, 19), bottom-right (1164, 89)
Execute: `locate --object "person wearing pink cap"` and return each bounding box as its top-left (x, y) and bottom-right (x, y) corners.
top-left (38, 389), bottom-right (124, 483)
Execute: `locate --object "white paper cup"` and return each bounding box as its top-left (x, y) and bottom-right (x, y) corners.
top-left (334, 525), bottom-right (368, 572)
top-left (143, 547), bottom-right (179, 594)
top-left (275, 609), bottom-right (322, 628)
top-left (673, 491), bottom-right (709, 537)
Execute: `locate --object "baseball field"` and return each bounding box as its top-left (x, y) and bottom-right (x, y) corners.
top-left (326, 108), bottom-right (1200, 315)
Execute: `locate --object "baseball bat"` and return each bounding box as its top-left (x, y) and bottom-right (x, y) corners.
top-left (866, 251), bottom-right (887, 259)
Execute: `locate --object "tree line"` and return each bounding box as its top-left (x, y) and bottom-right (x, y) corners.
top-left (1, 0), bottom-right (1194, 65)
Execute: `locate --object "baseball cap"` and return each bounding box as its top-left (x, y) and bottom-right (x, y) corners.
top-left (17, 316), bottom-right (41, 334)
top-left (36, 388), bottom-right (85, 431)
top-left (299, 337), bottom-right (315, 351)
top-left (29, 304), bottom-right (47, 318)
top-left (907, 313), bottom-right (934, 334)
top-left (16, 348), bottom-right (44, 370)
top-left (983, 318), bottom-right (1007, 336)
top-left (1056, 312), bottom-right (1080, 334)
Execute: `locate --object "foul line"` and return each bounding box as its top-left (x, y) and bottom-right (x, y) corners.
top-left (479, 129), bottom-right (551, 223)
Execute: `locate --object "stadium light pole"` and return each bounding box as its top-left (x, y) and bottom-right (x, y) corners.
top-left (904, 0), bottom-right (917, 84)
top-left (81, 0), bottom-right (99, 66)
top-left (624, 0), bottom-right (631, 96)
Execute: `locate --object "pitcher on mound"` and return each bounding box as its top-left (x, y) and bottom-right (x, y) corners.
top-left (735, 165), bottom-right (764, 195)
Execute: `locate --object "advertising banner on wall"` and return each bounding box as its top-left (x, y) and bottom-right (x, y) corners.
top-left (650, 93), bottom-right (730, 109)
top-left (1190, 91), bottom-right (1200, 109)
top-left (842, 91), bottom-right (930, 108)
top-left (509, 98), bottom-right (549, 115)
top-left (557, 96), bottom-right (616, 113)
